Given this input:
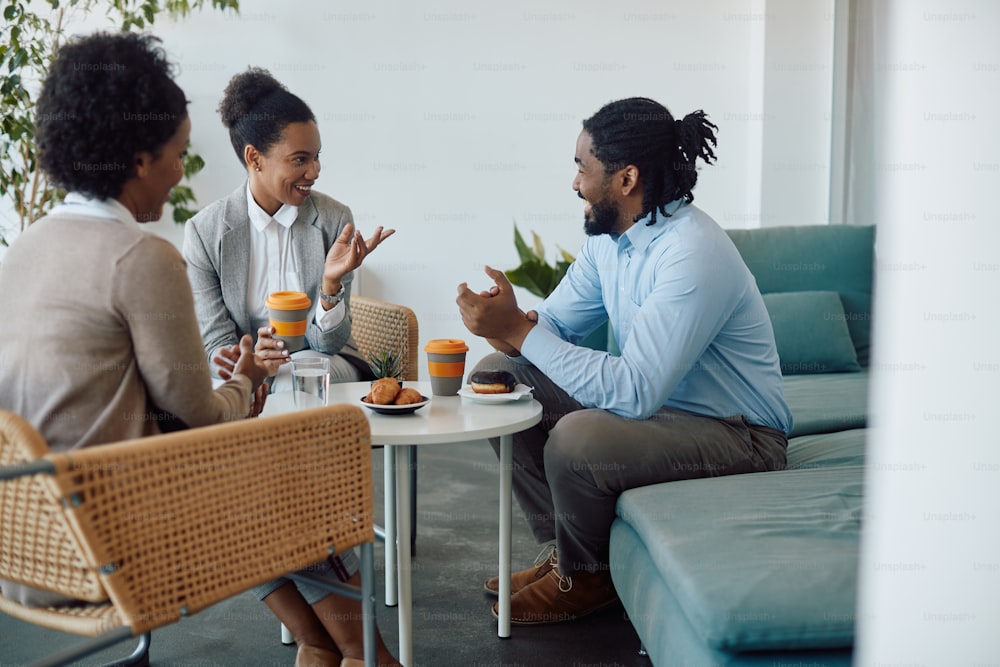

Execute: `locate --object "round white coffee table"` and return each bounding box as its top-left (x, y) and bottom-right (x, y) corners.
top-left (264, 380), bottom-right (542, 666)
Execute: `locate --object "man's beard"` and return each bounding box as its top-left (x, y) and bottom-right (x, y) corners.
top-left (583, 197), bottom-right (620, 236)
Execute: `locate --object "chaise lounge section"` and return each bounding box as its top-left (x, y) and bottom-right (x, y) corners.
top-left (610, 224), bottom-right (875, 665)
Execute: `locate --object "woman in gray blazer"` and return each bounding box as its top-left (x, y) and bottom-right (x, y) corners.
top-left (183, 69), bottom-right (399, 667)
top-left (184, 68), bottom-right (394, 393)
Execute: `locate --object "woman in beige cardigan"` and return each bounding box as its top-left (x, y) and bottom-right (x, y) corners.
top-left (0, 32), bottom-right (394, 667)
top-left (0, 29), bottom-right (271, 597)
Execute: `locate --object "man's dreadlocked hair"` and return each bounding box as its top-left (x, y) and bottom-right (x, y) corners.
top-left (581, 97), bottom-right (718, 225)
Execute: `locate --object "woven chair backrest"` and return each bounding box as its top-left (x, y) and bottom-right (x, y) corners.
top-left (0, 410), bottom-right (107, 602)
top-left (351, 296), bottom-right (420, 381)
top-left (46, 404), bottom-right (373, 635)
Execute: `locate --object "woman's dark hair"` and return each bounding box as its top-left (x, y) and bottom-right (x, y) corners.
top-left (35, 31), bottom-right (188, 200)
top-left (582, 97), bottom-right (718, 224)
top-left (218, 67), bottom-right (316, 165)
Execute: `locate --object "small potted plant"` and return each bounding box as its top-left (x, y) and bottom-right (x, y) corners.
top-left (367, 349), bottom-right (404, 382)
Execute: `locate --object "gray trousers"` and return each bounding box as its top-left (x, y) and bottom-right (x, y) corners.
top-left (473, 353), bottom-right (787, 575)
top-left (251, 548), bottom-right (360, 604)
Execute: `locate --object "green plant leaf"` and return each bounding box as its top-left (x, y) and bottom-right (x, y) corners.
top-left (512, 223), bottom-right (537, 265)
top-left (172, 205), bottom-right (196, 223)
top-left (506, 261), bottom-right (556, 299)
top-left (530, 230), bottom-right (546, 262)
top-left (506, 222), bottom-right (577, 298)
top-left (182, 151), bottom-right (205, 178)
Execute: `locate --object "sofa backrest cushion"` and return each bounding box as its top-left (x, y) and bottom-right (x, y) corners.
top-left (762, 290), bottom-right (860, 374)
top-left (726, 225), bottom-right (875, 367)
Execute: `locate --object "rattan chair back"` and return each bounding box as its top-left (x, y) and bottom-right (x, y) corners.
top-left (0, 404), bottom-right (374, 638)
top-left (351, 296), bottom-right (420, 381)
top-left (0, 410), bottom-right (108, 606)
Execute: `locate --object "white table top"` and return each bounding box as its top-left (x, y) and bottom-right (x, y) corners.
top-left (262, 380), bottom-right (542, 446)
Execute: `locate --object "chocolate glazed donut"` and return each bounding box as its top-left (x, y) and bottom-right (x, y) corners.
top-left (470, 370), bottom-right (517, 394)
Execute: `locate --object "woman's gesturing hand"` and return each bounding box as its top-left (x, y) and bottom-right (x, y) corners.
top-left (320, 223), bottom-right (395, 298)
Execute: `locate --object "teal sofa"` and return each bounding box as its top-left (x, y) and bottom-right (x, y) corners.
top-left (609, 224), bottom-right (875, 666)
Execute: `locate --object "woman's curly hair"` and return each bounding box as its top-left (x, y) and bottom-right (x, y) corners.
top-left (34, 31), bottom-right (188, 200)
top-left (582, 97), bottom-right (718, 225)
top-left (218, 67), bottom-right (315, 165)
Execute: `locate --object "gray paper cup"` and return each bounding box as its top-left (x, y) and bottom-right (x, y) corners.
top-left (424, 338), bottom-right (469, 396)
top-left (265, 291), bottom-right (312, 353)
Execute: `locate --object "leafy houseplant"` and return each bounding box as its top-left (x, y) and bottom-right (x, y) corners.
top-left (504, 223), bottom-right (576, 299)
top-left (0, 0), bottom-right (239, 246)
top-left (505, 222), bottom-right (618, 353)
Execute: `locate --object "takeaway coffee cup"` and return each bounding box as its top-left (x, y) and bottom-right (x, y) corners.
top-left (265, 291), bottom-right (312, 353)
top-left (424, 339), bottom-right (469, 396)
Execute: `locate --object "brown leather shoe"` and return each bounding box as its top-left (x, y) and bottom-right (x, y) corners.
top-left (491, 566), bottom-right (619, 625)
top-left (484, 544), bottom-right (556, 597)
top-left (295, 644), bottom-right (342, 667)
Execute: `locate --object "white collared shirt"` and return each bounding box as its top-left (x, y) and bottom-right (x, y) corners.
top-left (50, 192), bottom-right (137, 226)
top-left (245, 183), bottom-right (344, 335)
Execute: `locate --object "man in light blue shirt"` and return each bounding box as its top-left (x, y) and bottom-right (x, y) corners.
top-left (457, 97), bottom-right (792, 626)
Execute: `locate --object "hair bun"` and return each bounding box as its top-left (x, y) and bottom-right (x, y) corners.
top-left (218, 67), bottom-right (285, 128)
top-left (675, 110), bottom-right (717, 166)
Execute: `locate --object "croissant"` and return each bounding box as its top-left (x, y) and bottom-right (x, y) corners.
top-left (393, 387), bottom-right (424, 405)
top-left (366, 377), bottom-right (402, 405)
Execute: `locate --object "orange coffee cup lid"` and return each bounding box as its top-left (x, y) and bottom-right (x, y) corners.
top-left (424, 338), bottom-right (469, 354)
top-left (265, 291), bottom-right (312, 310)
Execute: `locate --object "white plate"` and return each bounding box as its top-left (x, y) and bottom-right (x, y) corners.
top-left (457, 383), bottom-right (534, 404)
top-left (359, 395), bottom-right (430, 415)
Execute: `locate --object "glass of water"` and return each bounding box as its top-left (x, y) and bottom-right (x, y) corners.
top-left (291, 357), bottom-right (330, 409)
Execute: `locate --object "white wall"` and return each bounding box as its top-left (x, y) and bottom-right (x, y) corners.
top-left (760, 0), bottom-right (835, 227)
top-left (856, 0), bottom-right (1000, 663)
top-left (6, 0), bottom-right (835, 369)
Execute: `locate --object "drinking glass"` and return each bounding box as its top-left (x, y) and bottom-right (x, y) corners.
top-left (291, 357), bottom-right (330, 409)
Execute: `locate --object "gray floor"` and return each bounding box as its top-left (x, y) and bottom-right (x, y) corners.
top-left (1, 440), bottom-right (652, 667)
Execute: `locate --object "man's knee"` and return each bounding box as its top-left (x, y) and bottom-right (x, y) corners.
top-left (544, 409), bottom-right (613, 470)
top-left (470, 352), bottom-right (512, 376)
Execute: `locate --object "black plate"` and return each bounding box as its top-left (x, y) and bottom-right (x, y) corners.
top-left (359, 395), bottom-right (430, 415)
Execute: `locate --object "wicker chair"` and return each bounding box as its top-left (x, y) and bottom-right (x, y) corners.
top-left (0, 405), bottom-right (377, 667)
top-left (351, 295), bottom-right (420, 385)
top-left (350, 296), bottom-right (421, 557)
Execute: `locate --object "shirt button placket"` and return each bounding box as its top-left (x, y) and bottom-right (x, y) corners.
top-left (266, 222), bottom-right (281, 292)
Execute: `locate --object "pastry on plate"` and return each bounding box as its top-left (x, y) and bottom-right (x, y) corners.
top-left (470, 370), bottom-right (517, 394)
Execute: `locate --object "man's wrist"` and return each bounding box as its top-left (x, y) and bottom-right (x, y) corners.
top-left (505, 319), bottom-right (536, 353)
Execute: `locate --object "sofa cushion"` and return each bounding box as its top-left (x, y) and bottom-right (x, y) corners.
top-left (783, 371), bottom-right (869, 436)
top-left (763, 291), bottom-right (860, 374)
top-left (726, 225), bottom-right (875, 366)
top-left (610, 519), bottom-right (855, 666)
top-left (615, 466), bottom-right (863, 652)
top-left (786, 428), bottom-right (866, 470)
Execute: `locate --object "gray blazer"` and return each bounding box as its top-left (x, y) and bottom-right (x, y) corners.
top-left (183, 183), bottom-right (365, 376)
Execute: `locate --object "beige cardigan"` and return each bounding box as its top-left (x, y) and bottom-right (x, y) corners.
top-left (0, 209), bottom-right (252, 452)
top-left (0, 207), bottom-right (254, 606)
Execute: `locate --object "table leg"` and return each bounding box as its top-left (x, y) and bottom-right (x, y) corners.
top-left (361, 541), bottom-right (377, 667)
top-left (384, 446), bottom-right (397, 607)
top-left (394, 445), bottom-right (414, 666)
top-left (498, 433), bottom-right (513, 638)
